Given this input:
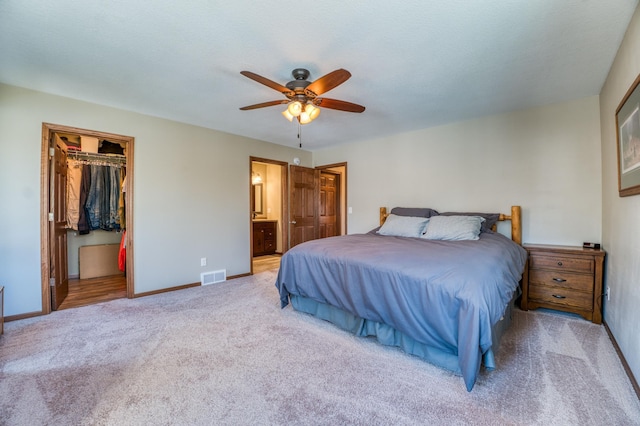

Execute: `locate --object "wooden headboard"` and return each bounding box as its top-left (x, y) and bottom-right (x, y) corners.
top-left (379, 205), bottom-right (522, 245)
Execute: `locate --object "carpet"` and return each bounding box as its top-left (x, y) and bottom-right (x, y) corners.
top-left (1, 270), bottom-right (638, 425)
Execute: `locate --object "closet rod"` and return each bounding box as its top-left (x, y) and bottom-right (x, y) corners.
top-left (67, 150), bottom-right (126, 165)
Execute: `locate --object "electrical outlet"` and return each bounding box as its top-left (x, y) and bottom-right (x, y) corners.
top-left (606, 286), bottom-right (611, 301)
top-left (201, 258), bottom-right (207, 267)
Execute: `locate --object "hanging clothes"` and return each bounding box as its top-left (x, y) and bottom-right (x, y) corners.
top-left (77, 164), bottom-right (92, 235)
top-left (69, 150), bottom-right (125, 234)
top-left (66, 159), bottom-right (83, 230)
top-left (107, 166), bottom-right (121, 230)
top-left (84, 165), bottom-right (122, 231)
top-left (86, 165), bottom-right (106, 230)
top-left (118, 174), bottom-right (126, 229)
top-left (118, 230), bottom-right (126, 272)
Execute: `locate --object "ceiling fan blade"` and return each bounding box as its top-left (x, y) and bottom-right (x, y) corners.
top-left (304, 69), bottom-right (351, 97)
top-left (239, 100), bottom-right (289, 110)
top-left (240, 71), bottom-right (294, 96)
top-left (313, 98), bottom-right (365, 113)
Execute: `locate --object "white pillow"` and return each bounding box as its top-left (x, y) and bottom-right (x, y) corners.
top-left (421, 215), bottom-right (485, 241)
top-left (377, 214), bottom-right (429, 238)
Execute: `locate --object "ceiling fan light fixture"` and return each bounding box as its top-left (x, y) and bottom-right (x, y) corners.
top-left (239, 68), bottom-right (365, 128)
top-left (305, 103), bottom-right (320, 120)
top-left (282, 109), bottom-right (294, 121)
top-left (287, 101), bottom-right (303, 117)
top-left (298, 111), bottom-right (312, 125)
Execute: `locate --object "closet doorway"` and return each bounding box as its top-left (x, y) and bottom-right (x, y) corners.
top-left (317, 162), bottom-right (347, 237)
top-left (288, 162), bottom-right (348, 249)
top-left (40, 123), bottom-right (135, 314)
top-left (250, 157), bottom-right (288, 275)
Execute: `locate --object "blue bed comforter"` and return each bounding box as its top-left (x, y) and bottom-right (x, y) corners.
top-left (275, 231), bottom-right (527, 391)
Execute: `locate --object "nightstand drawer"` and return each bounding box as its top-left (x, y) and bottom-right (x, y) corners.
top-left (528, 284), bottom-right (593, 310)
top-left (529, 254), bottom-right (593, 273)
top-left (528, 269), bottom-right (593, 292)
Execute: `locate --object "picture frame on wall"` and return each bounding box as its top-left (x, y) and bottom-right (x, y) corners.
top-left (616, 73), bottom-right (640, 197)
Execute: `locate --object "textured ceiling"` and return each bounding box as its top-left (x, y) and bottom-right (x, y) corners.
top-left (0, 1), bottom-right (637, 150)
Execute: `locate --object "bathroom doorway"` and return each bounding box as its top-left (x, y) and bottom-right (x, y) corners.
top-left (250, 157), bottom-right (288, 274)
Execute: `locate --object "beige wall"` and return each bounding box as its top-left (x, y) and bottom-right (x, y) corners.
top-left (0, 83), bottom-right (311, 316)
top-left (599, 5), bottom-right (640, 384)
top-left (314, 96), bottom-right (602, 245)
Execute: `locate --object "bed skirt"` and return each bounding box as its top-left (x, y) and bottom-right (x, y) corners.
top-left (290, 292), bottom-right (517, 376)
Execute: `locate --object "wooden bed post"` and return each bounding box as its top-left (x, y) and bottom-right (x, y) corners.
top-left (511, 205), bottom-right (522, 245)
top-left (380, 207), bottom-right (388, 226)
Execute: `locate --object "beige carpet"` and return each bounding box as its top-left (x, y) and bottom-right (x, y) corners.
top-left (1, 270), bottom-right (639, 425)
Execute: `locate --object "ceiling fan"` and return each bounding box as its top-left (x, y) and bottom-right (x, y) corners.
top-left (239, 68), bottom-right (365, 124)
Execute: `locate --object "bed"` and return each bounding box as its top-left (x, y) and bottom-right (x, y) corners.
top-left (275, 206), bottom-right (527, 391)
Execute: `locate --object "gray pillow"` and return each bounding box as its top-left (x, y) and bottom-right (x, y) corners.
top-left (390, 207), bottom-right (439, 218)
top-left (377, 214), bottom-right (429, 238)
top-left (421, 215), bottom-right (485, 241)
top-left (439, 212), bottom-right (500, 232)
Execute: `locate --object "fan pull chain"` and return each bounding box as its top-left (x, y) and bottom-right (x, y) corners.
top-left (297, 122), bottom-right (302, 148)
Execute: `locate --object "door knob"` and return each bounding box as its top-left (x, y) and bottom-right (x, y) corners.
top-left (290, 220), bottom-right (297, 224)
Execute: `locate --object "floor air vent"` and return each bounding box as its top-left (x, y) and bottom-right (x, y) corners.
top-left (201, 270), bottom-right (226, 285)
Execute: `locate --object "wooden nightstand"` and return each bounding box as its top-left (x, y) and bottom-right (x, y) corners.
top-left (520, 244), bottom-right (605, 324)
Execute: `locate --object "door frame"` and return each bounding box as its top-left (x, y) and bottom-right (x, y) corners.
top-left (249, 156), bottom-right (288, 274)
top-left (40, 123), bottom-right (135, 314)
top-left (316, 162), bottom-right (348, 235)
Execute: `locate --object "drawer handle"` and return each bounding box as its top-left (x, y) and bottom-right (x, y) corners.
top-left (552, 294), bottom-right (566, 299)
top-left (552, 278), bottom-right (567, 283)
top-left (557, 261), bottom-right (563, 266)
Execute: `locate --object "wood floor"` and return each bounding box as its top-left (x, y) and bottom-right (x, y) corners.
top-left (57, 274), bottom-right (127, 310)
top-left (57, 256), bottom-right (279, 311)
top-left (253, 254), bottom-right (281, 274)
